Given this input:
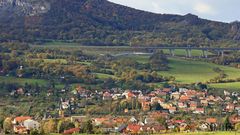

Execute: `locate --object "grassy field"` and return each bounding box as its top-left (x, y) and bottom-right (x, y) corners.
top-left (29, 58), bottom-right (68, 64)
top-left (95, 73), bottom-right (116, 79)
top-left (121, 54), bottom-right (240, 84)
top-left (209, 82), bottom-right (240, 90)
top-left (162, 49), bottom-right (213, 57)
top-left (33, 42), bottom-right (213, 57)
top-left (160, 58), bottom-right (240, 84)
top-left (0, 76), bottom-right (47, 85)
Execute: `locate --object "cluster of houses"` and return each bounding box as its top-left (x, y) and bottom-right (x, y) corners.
top-left (58, 86), bottom-right (240, 115)
top-left (9, 85), bottom-right (240, 134)
top-left (11, 116), bottom-right (40, 134)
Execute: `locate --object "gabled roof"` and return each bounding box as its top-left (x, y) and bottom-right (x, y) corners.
top-left (14, 116), bottom-right (32, 123)
top-left (206, 118), bottom-right (217, 123)
top-left (127, 124), bottom-right (141, 132)
top-left (63, 128), bottom-right (80, 134)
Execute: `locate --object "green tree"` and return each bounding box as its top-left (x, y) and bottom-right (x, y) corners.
top-left (149, 50), bottom-right (168, 71)
top-left (235, 123), bottom-right (240, 131)
top-left (223, 116), bottom-right (233, 131)
top-left (82, 120), bottom-right (93, 134)
top-left (42, 119), bottom-right (58, 133)
top-left (57, 119), bottom-right (75, 133)
top-left (3, 117), bottom-right (12, 134)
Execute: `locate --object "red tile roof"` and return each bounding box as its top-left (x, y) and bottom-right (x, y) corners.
top-left (14, 116), bottom-right (31, 123)
top-left (127, 124), bottom-right (141, 133)
top-left (63, 128), bottom-right (80, 134)
top-left (206, 118), bottom-right (217, 123)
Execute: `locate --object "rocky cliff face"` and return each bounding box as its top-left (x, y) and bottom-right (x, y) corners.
top-left (230, 22), bottom-right (240, 40)
top-left (0, 0), bottom-right (50, 16)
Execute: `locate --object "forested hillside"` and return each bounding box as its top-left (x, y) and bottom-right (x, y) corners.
top-left (0, 0), bottom-right (240, 46)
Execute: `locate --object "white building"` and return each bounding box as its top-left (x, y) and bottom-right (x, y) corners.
top-left (23, 119), bottom-right (40, 130)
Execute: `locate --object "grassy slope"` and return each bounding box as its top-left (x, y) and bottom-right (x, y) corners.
top-left (162, 49), bottom-right (213, 57)
top-left (0, 76), bottom-right (47, 85)
top-left (2, 54), bottom-right (240, 89)
top-left (209, 82), bottom-right (240, 90)
top-left (160, 58), bottom-right (240, 83)
top-left (34, 43), bottom-right (213, 57)
top-left (122, 55), bottom-right (240, 85)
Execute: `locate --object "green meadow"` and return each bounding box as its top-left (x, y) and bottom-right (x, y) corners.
top-left (0, 76), bottom-right (47, 85)
top-left (209, 82), bottom-right (240, 90)
top-left (122, 54), bottom-right (240, 84)
top-left (160, 58), bottom-right (240, 84)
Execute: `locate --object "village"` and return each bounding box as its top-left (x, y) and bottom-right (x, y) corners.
top-left (3, 85), bottom-right (240, 134)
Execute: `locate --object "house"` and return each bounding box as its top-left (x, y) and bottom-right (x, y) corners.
top-left (126, 124), bottom-right (141, 134)
top-left (186, 90), bottom-right (197, 98)
top-left (142, 101), bottom-right (151, 111)
top-left (12, 116), bottom-right (32, 125)
top-left (193, 108), bottom-right (205, 114)
top-left (178, 102), bottom-right (187, 108)
top-left (168, 107), bottom-right (177, 114)
top-left (14, 126), bottom-right (27, 134)
top-left (225, 96), bottom-right (231, 101)
top-left (162, 88), bottom-right (171, 93)
top-left (229, 114), bottom-right (240, 124)
top-left (179, 123), bottom-right (189, 132)
top-left (179, 95), bottom-right (191, 102)
top-left (215, 96), bottom-right (224, 102)
top-left (23, 119), bottom-right (40, 130)
top-left (200, 99), bottom-right (208, 106)
top-left (224, 90), bottom-right (231, 96)
top-left (103, 92), bottom-right (112, 100)
top-left (63, 128), bottom-right (80, 134)
top-left (151, 97), bottom-right (164, 104)
top-left (129, 116), bottom-right (137, 123)
top-left (122, 91), bottom-right (136, 100)
top-left (206, 118), bottom-right (218, 131)
top-left (173, 120), bottom-right (186, 125)
top-left (226, 103), bottom-right (235, 112)
top-left (16, 88), bottom-right (24, 95)
top-left (147, 111), bottom-right (169, 119)
top-left (112, 94), bottom-right (122, 100)
top-left (140, 125), bottom-right (151, 133)
top-left (171, 92), bottom-right (180, 100)
top-left (199, 123), bottom-right (208, 131)
top-left (207, 95), bottom-right (215, 101)
top-left (112, 117), bottom-right (128, 125)
top-left (62, 101), bottom-right (70, 109)
top-left (179, 88), bottom-right (188, 93)
top-left (144, 117), bottom-right (158, 125)
top-left (93, 117), bottom-right (110, 126)
top-left (206, 118), bottom-right (217, 124)
top-left (189, 101), bottom-right (198, 110)
top-left (71, 116), bottom-right (86, 123)
top-left (152, 125), bottom-right (166, 133)
top-left (196, 91), bottom-right (206, 98)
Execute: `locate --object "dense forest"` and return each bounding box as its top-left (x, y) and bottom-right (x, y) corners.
top-left (0, 0), bottom-right (240, 47)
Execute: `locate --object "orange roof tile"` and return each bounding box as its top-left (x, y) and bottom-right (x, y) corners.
top-left (206, 118), bottom-right (217, 123)
top-left (15, 116), bottom-right (31, 122)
